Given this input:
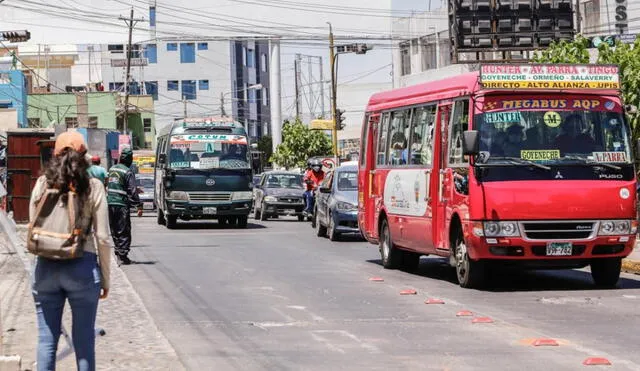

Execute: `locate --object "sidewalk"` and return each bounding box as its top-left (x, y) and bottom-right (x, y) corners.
top-left (622, 241), bottom-right (640, 274)
top-left (0, 231), bottom-right (185, 370)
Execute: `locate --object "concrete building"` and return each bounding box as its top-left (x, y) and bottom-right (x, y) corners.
top-left (0, 70), bottom-right (27, 129)
top-left (580, 1), bottom-right (639, 37)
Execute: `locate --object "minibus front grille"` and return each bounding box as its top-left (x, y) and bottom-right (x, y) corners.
top-left (188, 192), bottom-right (232, 202)
top-left (520, 221), bottom-right (596, 241)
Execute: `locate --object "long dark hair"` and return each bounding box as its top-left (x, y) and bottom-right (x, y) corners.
top-left (43, 148), bottom-right (91, 209)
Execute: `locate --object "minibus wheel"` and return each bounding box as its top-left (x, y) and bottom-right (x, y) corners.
top-left (453, 231), bottom-right (484, 288)
top-left (379, 218), bottom-right (401, 269)
top-left (590, 258), bottom-right (621, 287)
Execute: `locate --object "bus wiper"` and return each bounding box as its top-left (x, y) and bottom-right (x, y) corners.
top-left (562, 155), bottom-right (621, 170)
top-left (482, 156), bottom-right (551, 170)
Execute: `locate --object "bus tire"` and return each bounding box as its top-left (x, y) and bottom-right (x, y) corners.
top-left (379, 218), bottom-right (402, 269)
top-left (157, 208), bottom-right (166, 225)
top-left (237, 216), bottom-right (248, 229)
top-left (590, 258), bottom-right (621, 287)
top-left (401, 251), bottom-right (421, 272)
top-left (166, 214), bottom-right (177, 229)
top-left (453, 230), bottom-right (484, 288)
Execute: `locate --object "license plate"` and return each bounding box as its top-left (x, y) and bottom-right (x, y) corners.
top-left (546, 242), bottom-right (572, 256)
top-left (203, 207), bottom-right (217, 214)
top-left (143, 202), bottom-right (154, 210)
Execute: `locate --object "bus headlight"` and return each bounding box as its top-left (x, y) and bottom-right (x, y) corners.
top-left (232, 191), bottom-right (253, 201)
top-left (483, 221), bottom-right (520, 237)
top-left (598, 220), bottom-right (631, 235)
top-left (167, 191), bottom-right (189, 201)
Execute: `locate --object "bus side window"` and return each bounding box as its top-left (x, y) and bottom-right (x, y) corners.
top-left (376, 113), bottom-right (391, 166)
top-left (449, 99), bottom-right (470, 165)
top-left (409, 105), bottom-right (436, 165)
top-left (387, 109), bottom-right (411, 166)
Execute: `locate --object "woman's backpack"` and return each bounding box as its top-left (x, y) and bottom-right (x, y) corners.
top-left (27, 188), bottom-right (88, 260)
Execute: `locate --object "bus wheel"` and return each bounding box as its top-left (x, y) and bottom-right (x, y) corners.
top-left (590, 258), bottom-right (621, 287)
top-left (157, 209), bottom-right (166, 225)
top-left (166, 214), bottom-right (177, 229)
top-left (379, 219), bottom-right (401, 269)
top-left (454, 231), bottom-right (484, 288)
top-left (237, 216), bottom-right (248, 229)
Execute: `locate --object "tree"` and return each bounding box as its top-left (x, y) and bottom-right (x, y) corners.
top-left (270, 118), bottom-right (333, 169)
top-left (534, 35), bottom-right (640, 150)
top-left (256, 135), bottom-right (273, 164)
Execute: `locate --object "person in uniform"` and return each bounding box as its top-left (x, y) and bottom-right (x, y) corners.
top-left (107, 147), bottom-right (142, 265)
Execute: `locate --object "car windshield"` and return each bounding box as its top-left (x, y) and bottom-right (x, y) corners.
top-left (337, 171), bottom-right (357, 191)
top-left (475, 97), bottom-right (631, 165)
top-left (264, 174), bottom-right (303, 189)
top-left (137, 177), bottom-right (154, 188)
top-left (169, 134), bottom-right (250, 169)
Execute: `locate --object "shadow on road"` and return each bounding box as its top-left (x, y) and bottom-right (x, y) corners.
top-left (366, 257), bottom-right (640, 292)
top-left (172, 222), bottom-right (266, 230)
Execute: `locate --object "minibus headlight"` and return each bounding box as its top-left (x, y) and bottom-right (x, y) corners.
top-left (483, 221), bottom-right (520, 237)
top-left (167, 191), bottom-right (189, 201)
top-left (232, 191), bottom-right (253, 201)
top-left (599, 220), bottom-right (631, 235)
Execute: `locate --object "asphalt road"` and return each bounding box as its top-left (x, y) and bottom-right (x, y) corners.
top-left (124, 214), bottom-right (640, 371)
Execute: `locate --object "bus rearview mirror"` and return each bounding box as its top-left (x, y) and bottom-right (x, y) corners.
top-left (158, 153), bottom-right (166, 164)
top-left (462, 130), bottom-right (479, 156)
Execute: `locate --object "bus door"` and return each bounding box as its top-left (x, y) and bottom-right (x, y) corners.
top-left (434, 103), bottom-right (452, 251)
top-left (360, 114), bottom-right (379, 240)
top-left (371, 112), bottom-right (391, 241)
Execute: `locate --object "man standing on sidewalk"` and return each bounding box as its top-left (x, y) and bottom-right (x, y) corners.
top-left (88, 155), bottom-right (108, 186)
top-left (107, 147), bottom-right (142, 265)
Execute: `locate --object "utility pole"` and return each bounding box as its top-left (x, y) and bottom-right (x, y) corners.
top-left (318, 56), bottom-right (325, 118)
top-left (575, 0), bottom-right (581, 34)
top-left (119, 8), bottom-right (143, 134)
top-left (183, 98), bottom-right (187, 118)
top-left (269, 38), bottom-right (282, 156)
top-left (294, 53), bottom-right (301, 119)
top-left (220, 92), bottom-right (226, 117)
top-left (328, 23), bottom-right (338, 158)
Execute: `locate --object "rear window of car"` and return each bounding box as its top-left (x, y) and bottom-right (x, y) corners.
top-left (137, 177), bottom-right (154, 188)
top-left (337, 171), bottom-right (357, 191)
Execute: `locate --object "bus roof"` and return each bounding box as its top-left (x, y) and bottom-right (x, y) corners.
top-left (366, 71), bottom-right (621, 113)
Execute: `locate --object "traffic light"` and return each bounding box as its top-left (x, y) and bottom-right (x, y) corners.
top-left (1, 30), bottom-right (30, 43)
top-left (336, 109), bottom-right (346, 130)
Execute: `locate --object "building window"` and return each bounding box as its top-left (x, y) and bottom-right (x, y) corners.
top-left (65, 117), bottom-right (78, 128)
top-left (108, 44), bottom-right (124, 53)
top-left (167, 43), bottom-right (178, 51)
top-left (262, 87), bottom-right (268, 106)
top-left (248, 88), bottom-right (257, 103)
top-left (144, 44), bottom-right (157, 64)
top-left (143, 118), bottom-right (152, 133)
top-left (149, 6), bottom-right (156, 27)
top-left (181, 80), bottom-right (196, 100)
top-left (167, 80), bottom-right (179, 91)
top-left (180, 43), bottom-right (195, 63)
top-left (145, 81), bottom-right (158, 100)
top-left (261, 53), bottom-right (267, 72)
top-left (28, 118), bottom-right (40, 127)
top-left (400, 42), bottom-right (411, 76)
top-left (199, 80), bottom-right (209, 90)
top-left (242, 47), bottom-right (247, 66)
top-left (247, 48), bottom-right (255, 68)
top-left (88, 116), bottom-right (98, 128)
top-left (411, 38), bottom-right (419, 55)
top-left (197, 42), bottom-right (208, 50)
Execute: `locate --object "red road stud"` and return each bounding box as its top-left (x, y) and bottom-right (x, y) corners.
top-left (369, 277), bottom-right (384, 282)
top-left (532, 338), bottom-right (559, 347)
top-left (424, 298), bottom-right (445, 304)
top-left (399, 289), bottom-right (417, 295)
top-left (471, 317), bottom-right (494, 324)
top-left (583, 357), bottom-right (611, 366)
top-left (456, 310), bottom-right (473, 317)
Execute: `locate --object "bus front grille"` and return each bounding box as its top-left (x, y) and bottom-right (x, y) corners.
top-left (520, 221), bottom-right (596, 240)
top-left (188, 192), bottom-right (232, 202)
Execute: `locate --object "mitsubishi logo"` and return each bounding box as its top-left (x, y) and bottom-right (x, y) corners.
top-left (555, 171), bottom-right (564, 179)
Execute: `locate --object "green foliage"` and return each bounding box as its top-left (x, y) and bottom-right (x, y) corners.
top-left (270, 118), bottom-right (333, 169)
top-left (256, 135), bottom-right (273, 164)
top-left (534, 35), bottom-right (640, 153)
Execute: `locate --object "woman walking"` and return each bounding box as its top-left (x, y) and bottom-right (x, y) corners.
top-left (28, 131), bottom-right (111, 371)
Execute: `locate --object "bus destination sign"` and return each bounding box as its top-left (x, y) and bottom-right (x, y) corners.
top-left (480, 64), bottom-right (620, 90)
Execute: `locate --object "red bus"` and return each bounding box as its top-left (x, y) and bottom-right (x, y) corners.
top-left (358, 64), bottom-right (637, 288)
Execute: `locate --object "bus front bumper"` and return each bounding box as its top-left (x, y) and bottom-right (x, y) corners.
top-left (167, 200), bottom-right (252, 218)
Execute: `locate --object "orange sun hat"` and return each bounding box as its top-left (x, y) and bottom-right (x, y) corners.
top-left (54, 131), bottom-right (87, 156)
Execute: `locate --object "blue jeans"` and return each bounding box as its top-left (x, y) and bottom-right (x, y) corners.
top-left (303, 190), bottom-right (315, 213)
top-left (32, 253), bottom-right (101, 371)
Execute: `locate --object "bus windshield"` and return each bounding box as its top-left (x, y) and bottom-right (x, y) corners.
top-left (474, 96), bottom-right (631, 165)
top-left (169, 134), bottom-right (250, 169)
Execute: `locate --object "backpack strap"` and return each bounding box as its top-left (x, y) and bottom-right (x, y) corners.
top-left (28, 189), bottom-right (56, 230)
top-left (68, 191), bottom-right (81, 237)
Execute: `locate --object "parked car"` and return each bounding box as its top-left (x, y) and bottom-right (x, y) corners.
top-left (253, 171), bottom-right (306, 221)
top-left (312, 164), bottom-right (360, 241)
top-left (136, 174), bottom-right (155, 211)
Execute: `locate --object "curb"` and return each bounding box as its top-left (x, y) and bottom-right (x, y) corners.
top-left (0, 355), bottom-right (21, 371)
top-left (622, 259), bottom-right (640, 274)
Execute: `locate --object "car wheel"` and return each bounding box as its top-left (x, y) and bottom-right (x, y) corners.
top-left (157, 208), bottom-right (166, 225)
top-left (237, 216), bottom-right (248, 229)
top-left (165, 214), bottom-right (177, 229)
top-left (327, 213), bottom-right (339, 241)
top-left (379, 218), bottom-right (402, 269)
top-left (454, 230), bottom-right (484, 288)
top-left (590, 258), bottom-right (621, 287)
top-left (260, 202), bottom-right (268, 221)
top-left (311, 209), bottom-right (317, 228)
top-left (316, 208), bottom-right (327, 237)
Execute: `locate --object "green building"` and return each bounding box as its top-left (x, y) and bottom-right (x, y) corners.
top-left (27, 92), bottom-right (156, 149)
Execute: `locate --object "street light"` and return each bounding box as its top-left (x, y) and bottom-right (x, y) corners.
top-left (220, 83), bottom-right (263, 116)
